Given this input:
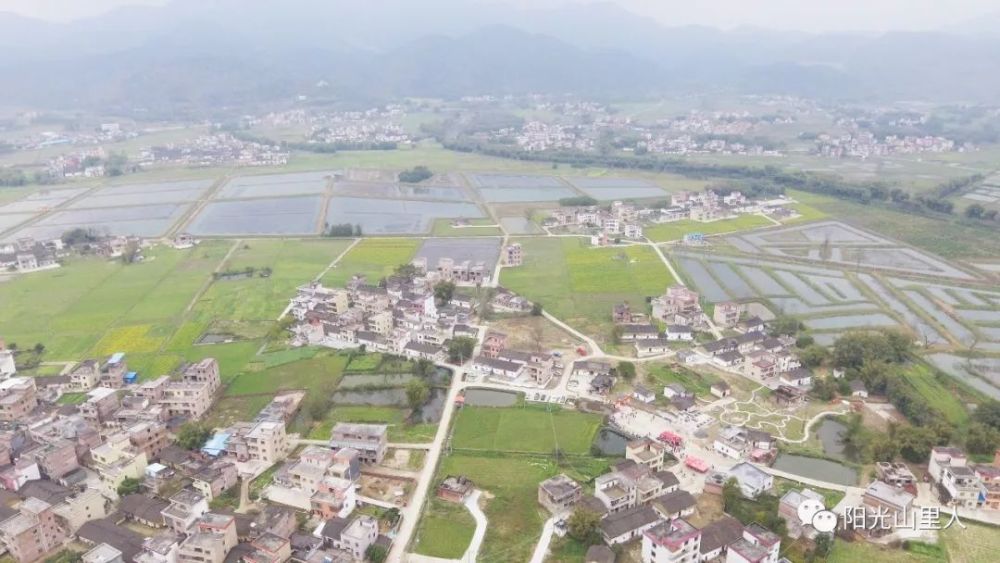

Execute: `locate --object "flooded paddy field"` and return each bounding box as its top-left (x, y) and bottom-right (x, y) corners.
top-left (326, 197), bottom-right (483, 234)
top-left (331, 181), bottom-right (468, 201)
top-left (9, 202), bottom-right (190, 240)
top-left (0, 187), bottom-right (90, 214)
top-left (70, 180), bottom-right (211, 208)
top-left (186, 195), bottom-right (323, 236)
top-left (469, 174), bottom-right (566, 189)
top-left (728, 220), bottom-right (975, 279)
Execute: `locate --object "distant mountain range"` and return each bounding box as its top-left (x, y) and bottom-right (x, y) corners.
top-left (1, 0), bottom-right (998, 114)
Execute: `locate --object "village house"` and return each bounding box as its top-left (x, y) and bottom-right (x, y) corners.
top-left (329, 423), bottom-right (387, 465)
top-left (727, 524), bottom-right (781, 563)
top-left (177, 513), bottom-right (238, 563)
top-left (0, 378), bottom-right (37, 422)
top-left (641, 518), bottom-right (701, 563)
top-left (778, 488), bottom-right (825, 539)
top-left (67, 360), bottom-right (99, 390)
top-left (436, 475), bottom-right (474, 504)
top-left (928, 447), bottom-right (984, 510)
top-left (0, 497), bottom-right (67, 563)
top-left (98, 353), bottom-right (129, 389)
top-left (502, 243), bottom-right (523, 266)
top-left (722, 463), bottom-right (774, 499)
top-left (191, 461), bottom-right (239, 501)
top-left (538, 474), bottom-right (583, 515)
top-left (875, 462), bottom-right (916, 488)
top-left (626, 439), bottom-right (667, 472)
top-left (88, 434), bottom-right (149, 498)
top-left (601, 504), bottom-right (661, 545)
top-left (0, 342), bottom-right (14, 379)
top-left (244, 532), bottom-right (292, 563)
top-left (320, 515), bottom-right (378, 561)
top-left (711, 381), bottom-right (732, 399)
top-left (713, 302), bottom-right (744, 328)
top-left (80, 387), bottom-right (120, 426)
top-left (82, 544), bottom-right (123, 563)
top-left (163, 489), bottom-right (209, 534)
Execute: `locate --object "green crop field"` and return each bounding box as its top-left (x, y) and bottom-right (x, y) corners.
top-left (941, 520), bottom-right (1000, 563)
top-left (645, 214), bottom-right (774, 243)
top-left (0, 241), bottom-right (233, 360)
top-left (901, 363), bottom-right (970, 426)
top-left (451, 406), bottom-right (602, 454)
top-left (322, 238), bottom-right (420, 287)
top-left (500, 237), bottom-right (674, 343)
top-left (0, 236), bottom-right (354, 391)
top-left (194, 239), bottom-right (352, 322)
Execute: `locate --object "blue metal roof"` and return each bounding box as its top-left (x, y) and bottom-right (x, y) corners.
top-left (201, 432), bottom-right (231, 457)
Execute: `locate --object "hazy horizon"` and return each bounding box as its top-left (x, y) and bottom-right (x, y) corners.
top-left (1, 0), bottom-right (997, 32)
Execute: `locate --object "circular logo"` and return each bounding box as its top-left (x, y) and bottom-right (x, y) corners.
top-left (797, 499), bottom-right (824, 526)
top-left (812, 509), bottom-right (838, 533)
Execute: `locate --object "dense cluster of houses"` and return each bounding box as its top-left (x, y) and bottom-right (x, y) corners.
top-left (532, 439), bottom-right (787, 563)
top-left (693, 317), bottom-right (811, 396)
top-left (289, 264), bottom-right (535, 362)
top-left (815, 132), bottom-right (963, 159)
top-left (0, 344), bottom-right (402, 563)
top-left (137, 134), bottom-right (289, 169)
top-left (471, 331), bottom-right (561, 387)
top-left (290, 275), bottom-right (465, 362)
top-left (544, 200), bottom-right (646, 242)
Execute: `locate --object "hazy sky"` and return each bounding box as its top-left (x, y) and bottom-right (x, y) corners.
top-left (0, 0), bottom-right (996, 31)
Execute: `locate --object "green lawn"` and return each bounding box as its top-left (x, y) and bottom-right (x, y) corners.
top-left (308, 405), bottom-right (437, 443)
top-left (645, 364), bottom-right (719, 398)
top-left (901, 363), bottom-right (969, 426)
top-left (321, 238), bottom-right (420, 287)
top-left (500, 237), bottom-right (674, 343)
top-left (416, 453), bottom-right (609, 563)
top-left (412, 499), bottom-right (477, 559)
top-left (783, 201), bottom-right (828, 224)
top-left (645, 214), bottom-right (774, 243)
top-left (451, 405), bottom-right (601, 455)
top-left (57, 393), bottom-right (88, 405)
top-left (430, 218), bottom-right (503, 237)
top-left (224, 353), bottom-right (347, 396)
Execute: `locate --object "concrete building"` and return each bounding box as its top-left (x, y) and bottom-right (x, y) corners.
top-left (641, 518), bottom-right (700, 563)
top-left (329, 423), bottom-right (387, 464)
top-left (538, 474), bottom-right (582, 515)
top-left (83, 543), bottom-right (124, 563)
top-left (162, 490), bottom-right (209, 534)
top-left (0, 498), bottom-right (68, 563)
top-left (80, 387), bottom-right (120, 426)
top-left (177, 513), bottom-right (237, 563)
top-left (69, 360), bottom-right (100, 390)
top-left (0, 378), bottom-right (37, 422)
top-left (89, 434), bottom-right (149, 498)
